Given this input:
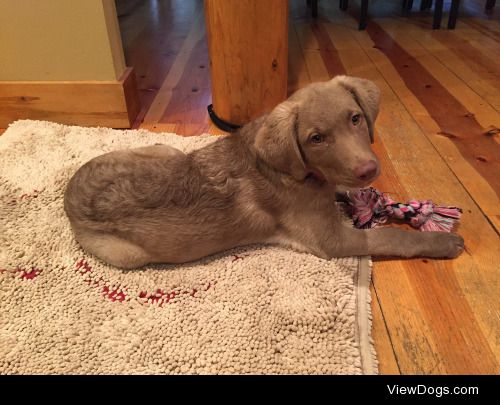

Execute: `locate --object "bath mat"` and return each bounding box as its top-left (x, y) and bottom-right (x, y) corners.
top-left (0, 120), bottom-right (377, 374)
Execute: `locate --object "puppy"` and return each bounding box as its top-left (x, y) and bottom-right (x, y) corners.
top-left (64, 76), bottom-right (464, 269)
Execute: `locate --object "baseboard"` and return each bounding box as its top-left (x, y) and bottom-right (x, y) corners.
top-left (0, 67), bottom-right (140, 128)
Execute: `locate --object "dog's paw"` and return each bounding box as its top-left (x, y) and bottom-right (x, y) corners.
top-left (427, 232), bottom-right (465, 258)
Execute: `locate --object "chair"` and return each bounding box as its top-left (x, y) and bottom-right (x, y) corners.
top-left (433, 0), bottom-right (460, 29)
top-left (338, 0), bottom-right (370, 30)
top-left (307, 0), bottom-right (319, 17)
top-left (402, 0), bottom-right (414, 10)
top-left (444, 1), bottom-right (497, 25)
top-left (404, 0), bottom-right (460, 30)
top-left (486, 0), bottom-right (496, 14)
top-left (308, 0), bottom-right (367, 30)
top-left (307, 0), bottom-right (491, 30)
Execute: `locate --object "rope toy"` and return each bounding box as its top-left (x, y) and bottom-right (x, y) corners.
top-left (344, 187), bottom-right (462, 232)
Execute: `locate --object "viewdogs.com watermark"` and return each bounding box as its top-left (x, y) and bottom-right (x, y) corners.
top-left (387, 384), bottom-right (479, 398)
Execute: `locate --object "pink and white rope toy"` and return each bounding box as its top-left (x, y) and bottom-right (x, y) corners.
top-left (345, 187), bottom-right (462, 232)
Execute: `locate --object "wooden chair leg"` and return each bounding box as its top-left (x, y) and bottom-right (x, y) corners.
top-left (448, 0), bottom-right (460, 29)
top-left (359, 0), bottom-right (368, 30)
top-left (421, 0), bottom-right (433, 10)
top-left (433, 0), bottom-right (443, 29)
top-left (403, 0), bottom-right (412, 10)
top-left (311, 0), bottom-right (318, 17)
top-left (485, 0), bottom-right (496, 13)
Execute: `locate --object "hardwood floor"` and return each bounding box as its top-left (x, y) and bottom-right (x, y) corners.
top-left (2, 0), bottom-right (496, 374)
top-left (118, 0), bottom-right (214, 134)
top-left (116, 0), bottom-right (499, 375)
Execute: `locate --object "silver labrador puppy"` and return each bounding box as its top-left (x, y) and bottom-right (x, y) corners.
top-left (64, 76), bottom-right (464, 269)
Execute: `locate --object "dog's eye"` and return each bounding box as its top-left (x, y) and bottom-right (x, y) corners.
top-left (351, 114), bottom-right (361, 125)
top-left (310, 133), bottom-right (324, 144)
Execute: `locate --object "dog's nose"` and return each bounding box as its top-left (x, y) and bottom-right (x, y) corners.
top-left (354, 160), bottom-right (378, 181)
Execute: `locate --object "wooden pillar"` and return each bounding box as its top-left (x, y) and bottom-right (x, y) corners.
top-left (204, 0), bottom-right (289, 126)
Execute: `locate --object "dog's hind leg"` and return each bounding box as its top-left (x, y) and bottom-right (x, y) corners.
top-left (76, 232), bottom-right (153, 269)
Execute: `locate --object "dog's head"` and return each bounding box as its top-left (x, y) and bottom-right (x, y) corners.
top-left (254, 76), bottom-right (380, 187)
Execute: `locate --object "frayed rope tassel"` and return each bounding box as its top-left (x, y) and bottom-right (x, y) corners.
top-left (345, 187), bottom-right (462, 232)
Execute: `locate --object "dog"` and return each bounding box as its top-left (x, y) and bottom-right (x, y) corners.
top-left (64, 75), bottom-right (464, 269)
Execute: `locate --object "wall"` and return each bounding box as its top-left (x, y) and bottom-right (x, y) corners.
top-left (0, 0), bottom-right (126, 81)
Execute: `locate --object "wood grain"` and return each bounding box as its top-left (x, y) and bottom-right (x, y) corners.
top-left (143, 10), bottom-right (205, 124)
top-left (365, 22), bottom-right (500, 201)
top-left (370, 284), bottom-right (401, 374)
top-left (159, 36), bottom-right (211, 131)
top-left (362, 19), bottom-right (500, 231)
top-left (204, 0), bottom-right (289, 125)
top-left (0, 67), bottom-right (140, 128)
top-left (288, 24), bottom-right (311, 94)
top-left (119, 0), bottom-right (201, 128)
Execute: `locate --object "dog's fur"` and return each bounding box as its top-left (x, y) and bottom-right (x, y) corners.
top-left (64, 76), bottom-right (464, 269)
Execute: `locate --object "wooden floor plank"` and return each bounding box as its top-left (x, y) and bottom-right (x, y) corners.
top-left (294, 22), bottom-right (332, 83)
top-left (142, 10), bottom-right (205, 125)
top-left (382, 20), bottom-right (500, 114)
top-left (464, 17), bottom-right (500, 41)
top-left (370, 284), bottom-right (401, 375)
top-left (140, 122), bottom-right (226, 136)
top-left (288, 23), bottom-right (312, 94)
top-left (299, 20), bottom-right (346, 78)
top-left (158, 35), bottom-right (211, 130)
top-left (365, 22), bottom-right (500, 200)
top-left (427, 42), bottom-right (500, 113)
top-left (120, 0), bottom-right (202, 129)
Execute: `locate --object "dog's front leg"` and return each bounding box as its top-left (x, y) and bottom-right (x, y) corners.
top-left (329, 226), bottom-right (464, 259)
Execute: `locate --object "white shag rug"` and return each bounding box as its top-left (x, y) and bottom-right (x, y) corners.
top-left (0, 120), bottom-right (377, 375)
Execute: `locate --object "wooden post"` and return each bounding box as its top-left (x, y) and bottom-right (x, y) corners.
top-left (204, 0), bottom-right (289, 126)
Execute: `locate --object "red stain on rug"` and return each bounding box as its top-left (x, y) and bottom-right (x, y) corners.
top-left (0, 267), bottom-right (43, 280)
top-left (19, 188), bottom-right (45, 201)
top-left (75, 259), bottom-right (216, 306)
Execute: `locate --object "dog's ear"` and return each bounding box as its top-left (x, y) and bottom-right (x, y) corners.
top-left (335, 76), bottom-right (380, 143)
top-left (254, 101), bottom-right (307, 181)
